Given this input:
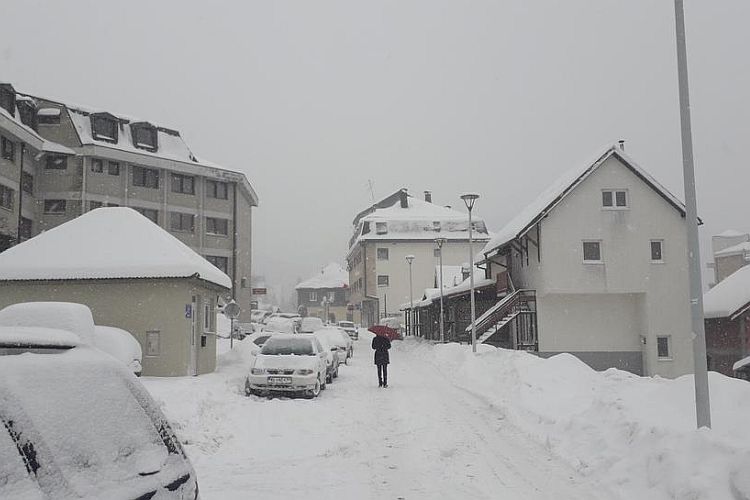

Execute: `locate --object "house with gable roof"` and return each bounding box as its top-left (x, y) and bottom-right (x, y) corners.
top-left (474, 142), bottom-right (695, 378)
top-left (0, 207), bottom-right (231, 376)
top-left (296, 263), bottom-right (350, 322)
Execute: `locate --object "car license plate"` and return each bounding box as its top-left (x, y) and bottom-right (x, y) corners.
top-left (268, 376), bottom-right (292, 385)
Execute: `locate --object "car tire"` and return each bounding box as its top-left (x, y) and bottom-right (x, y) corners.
top-left (306, 378), bottom-right (322, 399)
top-left (333, 364), bottom-right (339, 379)
top-left (326, 372), bottom-right (332, 384)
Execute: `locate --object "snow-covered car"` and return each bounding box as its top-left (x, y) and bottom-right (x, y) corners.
top-left (262, 317), bottom-right (298, 334)
top-left (0, 326), bottom-right (199, 499)
top-left (337, 320), bottom-right (358, 340)
top-left (245, 334), bottom-right (328, 398)
top-left (317, 327), bottom-right (353, 364)
top-left (250, 309), bottom-right (273, 324)
top-left (245, 331), bottom-right (281, 355)
top-left (94, 325), bottom-right (143, 376)
top-left (313, 330), bottom-right (340, 383)
top-left (299, 316), bottom-right (325, 333)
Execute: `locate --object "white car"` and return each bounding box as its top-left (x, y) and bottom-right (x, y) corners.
top-left (94, 325), bottom-right (143, 376)
top-left (245, 334), bottom-right (328, 398)
top-left (337, 320), bottom-right (358, 340)
top-left (262, 317), bottom-right (298, 334)
top-left (317, 327), bottom-right (353, 364)
top-left (0, 326), bottom-right (199, 499)
top-left (313, 330), bottom-right (341, 383)
top-left (299, 316), bottom-right (325, 333)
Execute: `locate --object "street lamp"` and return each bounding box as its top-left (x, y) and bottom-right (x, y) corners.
top-left (461, 193), bottom-right (480, 353)
top-left (406, 254), bottom-right (415, 336)
top-left (435, 238), bottom-right (446, 343)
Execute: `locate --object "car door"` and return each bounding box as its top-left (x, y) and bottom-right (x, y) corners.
top-left (312, 338), bottom-right (327, 377)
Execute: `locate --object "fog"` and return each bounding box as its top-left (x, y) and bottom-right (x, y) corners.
top-left (2, 0), bottom-right (748, 301)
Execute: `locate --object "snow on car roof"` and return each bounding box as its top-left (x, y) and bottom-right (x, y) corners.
top-left (296, 263), bottom-right (349, 289)
top-left (703, 265), bottom-right (750, 319)
top-left (0, 207), bottom-right (232, 289)
top-left (0, 326), bottom-right (80, 347)
top-left (0, 302), bottom-right (95, 345)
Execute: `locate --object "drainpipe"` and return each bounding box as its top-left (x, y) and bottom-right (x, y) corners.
top-left (232, 182), bottom-right (238, 295)
top-left (16, 143), bottom-right (25, 244)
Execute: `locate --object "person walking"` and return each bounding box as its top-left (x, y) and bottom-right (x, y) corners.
top-left (371, 331), bottom-right (391, 388)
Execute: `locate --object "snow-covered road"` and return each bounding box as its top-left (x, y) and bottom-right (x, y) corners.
top-left (143, 334), bottom-right (612, 499)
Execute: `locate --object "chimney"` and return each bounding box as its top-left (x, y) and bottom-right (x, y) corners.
top-left (399, 189), bottom-right (408, 208)
top-left (424, 190), bottom-right (432, 203)
top-left (618, 139), bottom-right (625, 150)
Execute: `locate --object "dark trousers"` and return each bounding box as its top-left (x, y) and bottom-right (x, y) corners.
top-left (377, 364), bottom-right (388, 386)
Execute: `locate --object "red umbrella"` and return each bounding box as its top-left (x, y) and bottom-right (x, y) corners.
top-left (368, 325), bottom-right (399, 341)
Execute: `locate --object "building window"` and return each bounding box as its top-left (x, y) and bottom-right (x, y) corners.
top-left (377, 248), bottom-right (389, 260)
top-left (37, 108), bottom-right (61, 125)
top-left (0, 185), bottom-right (13, 210)
top-left (434, 248), bottom-right (441, 257)
top-left (19, 217), bottom-right (32, 240)
top-left (170, 212), bottom-right (195, 232)
top-left (375, 222), bottom-right (387, 235)
top-left (131, 123), bottom-right (158, 151)
top-left (602, 189), bottom-right (628, 209)
top-left (171, 173), bottom-right (195, 195)
top-left (90, 113), bottom-right (118, 143)
top-left (146, 331), bottom-right (161, 357)
top-left (206, 217), bottom-right (229, 236)
top-left (203, 299), bottom-right (215, 332)
top-left (91, 158), bottom-right (104, 173)
top-left (377, 275), bottom-right (389, 287)
top-left (1, 136), bottom-right (14, 162)
top-left (132, 166), bottom-right (160, 189)
top-left (108, 161), bottom-right (120, 176)
top-left (206, 179), bottom-right (229, 199)
top-left (134, 207), bottom-right (158, 223)
top-left (432, 221), bottom-right (441, 231)
top-left (0, 87), bottom-right (15, 116)
top-left (43, 199), bottom-right (66, 214)
top-left (89, 201), bottom-right (104, 210)
top-left (206, 255), bottom-right (229, 274)
top-left (327, 291), bottom-right (335, 301)
top-left (657, 336), bottom-right (671, 359)
top-left (650, 240), bottom-right (664, 263)
top-left (45, 154), bottom-right (68, 170)
top-left (582, 241), bottom-right (602, 263)
top-left (309, 291), bottom-right (318, 302)
top-left (21, 172), bottom-right (33, 195)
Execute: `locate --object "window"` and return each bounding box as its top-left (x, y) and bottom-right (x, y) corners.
top-left (650, 240), bottom-right (664, 262)
top-left (19, 217), bottom-right (32, 240)
top-left (206, 255), bottom-right (228, 274)
top-left (134, 207), bottom-right (158, 223)
top-left (206, 217), bottom-right (229, 236)
top-left (432, 221), bottom-right (441, 231)
top-left (1, 136), bottom-right (14, 162)
top-left (377, 248), bottom-right (389, 260)
top-left (170, 212), bottom-right (195, 232)
top-left (434, 248), bottom-right (441, 257)
top-left (375, 222), bottom-right (387, 234)
top-left (91, 158), bottom-right (104, 173)
top-left (0, 185), bottom-right (13, 210)
top-left (90, 114), bottom-right (118, 143)
top-left (146, 331), bottom-right (161, 356)
top-left (37, 107), bottom-right (61, 125)
top-left (89, 201), bottom-right (103, 210)
top-left (206, 179), bottom-right (229, 199)
top-left (377, 275), bottom-right (389, 287)
top-left (131, 123), bottom-right (158, 151)
top-left (602, 189), bottom-right (628, 209)
top-left (203, 299), bottom-right (215, 332)
top-left (108, 161), bottom-right (120, 176)
top-left (582, 241), bottom-right (602, 262)
top-left (327, 291), bottom-right (335, 301)
top-left (0, 87), bottom-right (15, 116)
top-left (171, 173), bottom-right (195, 195)
top-left (657, 336), bottom-right (671, 359)
top-left (309, 291), bottom-right (318, 302)
top-left (132, 166), bottom-right (159, 189)
top-left (45, 154), bottom-right (67, 170)
top-left (21, 172), bottom-right (33, 194)
top-left (44, 199), bottom-right (66, 214)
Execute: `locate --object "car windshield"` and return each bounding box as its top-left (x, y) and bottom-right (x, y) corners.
top-left (339, 322), bottom-right (354, 328)
top-left (253, 335), bottom-right (270, 346)
top-left (261, 337), bottom-right (314, 356)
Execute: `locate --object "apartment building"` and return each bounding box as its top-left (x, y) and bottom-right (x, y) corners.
top-left (0, 83), bottom-right (258, 319)
top-left (346, 189), bottom-right (489, 327)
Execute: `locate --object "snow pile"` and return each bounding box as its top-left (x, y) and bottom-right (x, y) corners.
top-left (295, 263), bottom-right (349, 289)
top-left (412, 341), bottom-right (750, 500)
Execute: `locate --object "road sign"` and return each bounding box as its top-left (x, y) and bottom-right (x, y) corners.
top-left (251, 288), bottom-right (267, 295)
top-left (223, 300), bottom-right (241, 320)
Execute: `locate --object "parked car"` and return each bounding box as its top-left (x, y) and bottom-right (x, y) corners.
top-left (299, 317), bottom-right (325, 333)
top-left (0, 325), bottom-right (199, 499)
top-left (94, 325), bottom-right (143, 376)
top-left (245, 331), bottom-right (280, 355)
top-left (313, 331), bottom-right (340, 383)
top-left (338, 320), bottom-right (358, 340)
top-left (262, 317), bottom-right (298, 334)
top-left (245, 334), bottom-right (328, 398)
top-left (317, 327), bottom-right (353, 364)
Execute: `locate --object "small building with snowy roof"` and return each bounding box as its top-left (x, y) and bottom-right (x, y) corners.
top-left (0, 207), bottom-right (231, 376)
top-left (295, 263), bottom-right (350, 323)
top-left (707, 230), bottom-right (750, 286)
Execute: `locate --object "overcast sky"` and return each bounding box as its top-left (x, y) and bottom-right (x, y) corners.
top-left (2, 1), bottom-right (748, 301)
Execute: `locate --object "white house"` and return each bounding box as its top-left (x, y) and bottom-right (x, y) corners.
top-left (476, 143), bottom-right (694, 378)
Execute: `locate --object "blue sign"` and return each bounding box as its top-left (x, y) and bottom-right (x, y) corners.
top-left (185, 304), bottom-right (193, 319)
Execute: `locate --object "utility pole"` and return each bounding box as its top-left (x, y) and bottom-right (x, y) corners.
top-left (435, 238), bottom-right (446, 343)
top-left (461, 194), bottom-right (480, 353)
top-left (673, 0), bottom-right (711, 429)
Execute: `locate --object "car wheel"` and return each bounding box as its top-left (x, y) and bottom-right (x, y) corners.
top-left (333, 364), bottom-right (339, 379)
top-left (326, 372), bottom-right (333, 384)
top-left (308, 378), bottom-right (322, 398)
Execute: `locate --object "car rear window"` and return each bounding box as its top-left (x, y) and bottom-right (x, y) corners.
top-left (261, 337), bottom-right (314, 355)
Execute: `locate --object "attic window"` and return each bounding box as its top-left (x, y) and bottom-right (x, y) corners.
top-left (37, 108), bottom-right (61, 125)
top-left (602, 189), bottom-right (628, 209)
top-left (376, 222), bottom-right (387, 235)
top-left (90, 114), bottom-right (118, 143)
top-left (0, 86), bottom-right (15, 116)
top-left (131, 123), bottom-right (158, 152)
top-left (17, 100), bottom-right (37, 129)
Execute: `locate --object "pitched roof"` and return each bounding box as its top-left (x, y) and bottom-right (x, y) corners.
top-left (703, 265), bottom-right (750, 319)
top-left (715, 242), bottom-right (750, 258)
top-left (296, 263), bottom-right (349, 290)
top-left (0, 207), bottom-right (231, 289)
top-left (480, 143), bottom-right (688, 258)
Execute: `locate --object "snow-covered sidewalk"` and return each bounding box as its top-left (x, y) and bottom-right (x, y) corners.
top-left (142, 334), bottom-right (609, 499)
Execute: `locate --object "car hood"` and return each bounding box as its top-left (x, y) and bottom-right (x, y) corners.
top-left (253, 354), bottom-right (318, 370)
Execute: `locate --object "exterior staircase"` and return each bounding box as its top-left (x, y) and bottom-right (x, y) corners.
top-left (466, 289), bottom-right (537, 350)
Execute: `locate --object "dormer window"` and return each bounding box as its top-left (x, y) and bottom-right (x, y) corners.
top-left (16, 99), bottom-right (37, 129)
top-left (37, 108), bottom-right (61, 125)
top-left (0, 85), bottom-right (16, 116)
top-left (376, 222), bottom-right (388, 235)
top-left (90, 113), bottom-right (118, 143)
top-left (130, 122), bottom-right (158, 152)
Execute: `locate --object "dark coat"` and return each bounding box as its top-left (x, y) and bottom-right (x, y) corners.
top-left (372, 335), bottom-right (391, 365)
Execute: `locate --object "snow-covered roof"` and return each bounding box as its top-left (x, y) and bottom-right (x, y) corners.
top-left (703, 265), bottom-right (750, 319)
top-left (716, 229), bottom-right (747, 238)
top-left (480, 143), bottom-right (688, 258)
top-left (404, 269), bottom-right (493, 310)
top-left (0, 207), bottom-right (232, 289)
top-left (0, 102), bottom-right (74, 154)
top-left (296, 263), bottom-right (349, 290)
top-left (714, 242), bottom-right (750, 258)
top-left (436, 265), bottom-right (466, 288)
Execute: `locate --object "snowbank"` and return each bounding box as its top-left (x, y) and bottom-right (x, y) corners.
top-left (410, 341), bottom-right (750, 500)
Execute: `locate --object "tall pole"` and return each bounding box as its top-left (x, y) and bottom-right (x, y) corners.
top-left (674, 0), bottom-right (711, 429)
top-left (406, 255), bottom-right (415, 336)
top-left (436, 239), bottom-right (446, 343)
top-left (461, 193), bottom-right (479, 354)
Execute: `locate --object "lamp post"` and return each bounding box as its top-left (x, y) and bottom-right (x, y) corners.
top-left (435, 238), bottom-right (446, 343)
top-left (406, 254), bottom-right (415, 336)
top-left (461, 193), bottom-right (480, 353)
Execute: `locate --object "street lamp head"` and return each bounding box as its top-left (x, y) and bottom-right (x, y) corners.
top-left (405, 254), bottom-right (415, 264)
top-left (434, 237), bottom-right (447, 248)
top-left (460, 193), bottom-right (480, 211)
